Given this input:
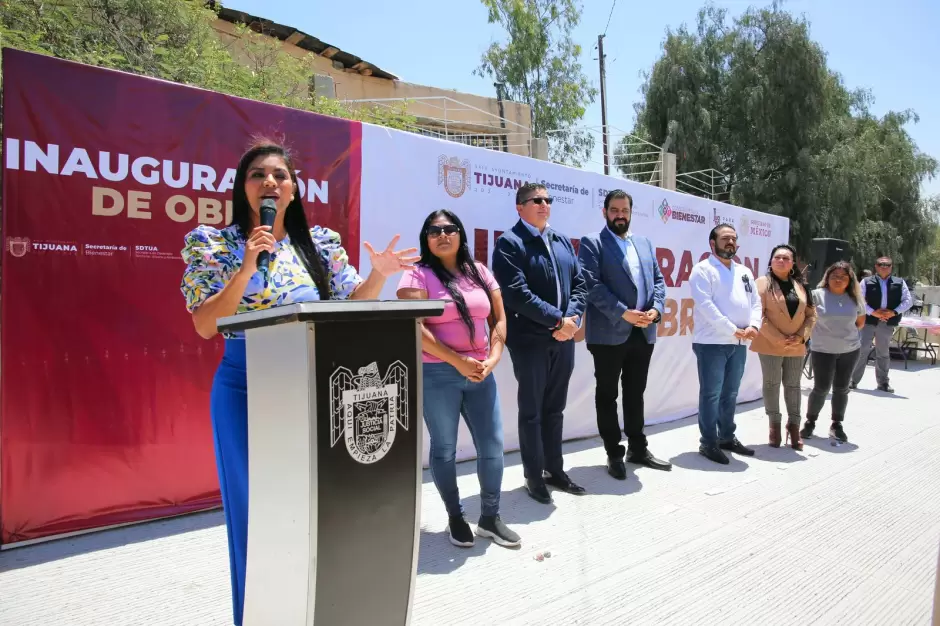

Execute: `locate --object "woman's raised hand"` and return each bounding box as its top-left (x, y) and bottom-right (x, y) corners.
top-left (364, 234), bottom-right (420, 277)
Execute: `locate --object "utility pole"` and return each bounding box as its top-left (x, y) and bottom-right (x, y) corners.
top-left (598, 34), bottom-right (610, 175)
top-left (494, 82), bottom-right (508, 153)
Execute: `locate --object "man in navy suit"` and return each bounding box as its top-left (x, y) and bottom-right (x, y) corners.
top-left (577, 190), bottom-right (672, 480)
top-left (492, 182), bottom-right (588, 504)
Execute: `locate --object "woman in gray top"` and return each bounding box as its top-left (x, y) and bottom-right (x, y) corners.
top-left (800, 261), bottom-right (866, 443)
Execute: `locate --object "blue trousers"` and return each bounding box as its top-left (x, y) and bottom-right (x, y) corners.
top-left (422, 362), bottom-right (505, 518)
top-left (692, 343), bottom-right (747, 447)
top-left (210, 338), bottom-right (249, 626)
top-left (508, 341), bottom-right (575, 482)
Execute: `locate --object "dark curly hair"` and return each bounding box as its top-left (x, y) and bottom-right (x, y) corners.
top-left (766, 243), bottom-right (807, 284)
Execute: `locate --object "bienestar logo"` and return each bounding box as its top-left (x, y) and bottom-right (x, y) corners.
top-left (659, 199), bottom-right (705, 225)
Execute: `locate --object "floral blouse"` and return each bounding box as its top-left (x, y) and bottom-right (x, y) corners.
top-left (181, 224), bottom-right (363, 337)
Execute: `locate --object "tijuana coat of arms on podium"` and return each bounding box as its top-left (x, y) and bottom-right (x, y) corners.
top-left (329, 361), bottom-right (409, 464)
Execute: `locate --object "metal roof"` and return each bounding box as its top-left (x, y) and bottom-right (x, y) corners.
top-left (214, 5), bottom-right (400, 81)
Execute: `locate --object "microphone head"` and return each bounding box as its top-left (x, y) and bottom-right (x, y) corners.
top-left (259, 198), bottom-right (277, 226)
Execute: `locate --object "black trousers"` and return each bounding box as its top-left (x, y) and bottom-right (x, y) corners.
top-left (806, 348), bottom-right (860, 422)
top-left (587, 328), bottom-right (655, 460)
top-left (508, 340), bottom-right (576, 483)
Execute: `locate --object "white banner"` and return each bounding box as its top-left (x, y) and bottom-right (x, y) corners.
top-left (359, 125), bottom-right (790, 463)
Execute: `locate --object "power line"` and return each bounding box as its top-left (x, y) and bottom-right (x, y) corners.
top-left (603, 0), bottom-right (618, 36)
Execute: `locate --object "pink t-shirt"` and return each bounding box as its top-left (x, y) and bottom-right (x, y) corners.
top-left (398, 263), bottom-right (499, 363)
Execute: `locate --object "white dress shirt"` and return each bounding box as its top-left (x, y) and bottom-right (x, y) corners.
top-left (522, 219), bottom-right (562, 308)
top-left (606, 227), bottom-right (647, 308)
top-left (689, 255), bottom-right (762, 344)
top-left (861, 275), bottom-right (912, 315)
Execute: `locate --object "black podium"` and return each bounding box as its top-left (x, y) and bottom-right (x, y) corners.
top-left (217, 300), bottom-right (444, 626)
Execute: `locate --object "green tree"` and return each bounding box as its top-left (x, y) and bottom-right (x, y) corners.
top-left (628, 3), bottom-right (937, 274)
top-left (914, 195), bottom-right (940, 284)
top-left (0, 0), bottom-right (414, 129)
top-left (476, 0), bottom-right (597, 166)
top-left (850, 220), bottom-right (902, 275)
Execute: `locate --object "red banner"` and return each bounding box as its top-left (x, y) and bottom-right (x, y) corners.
top-left (0, 50), bottom-right (362, 544)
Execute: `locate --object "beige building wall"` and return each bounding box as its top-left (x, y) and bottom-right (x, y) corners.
top-left (212, 19), bottom-right (532, 156)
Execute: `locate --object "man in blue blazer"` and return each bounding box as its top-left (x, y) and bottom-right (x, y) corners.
top-left (577, 189), bottom-right (672, 480)
top-left (492, 182), bottom-right (588, 504)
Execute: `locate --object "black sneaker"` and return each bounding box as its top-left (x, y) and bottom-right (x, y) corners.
top-left (877, 383), bottom-right (895, 393)
top-left (447, 515), bottom-right (474, 548)
top-left (829, 422), bottom-right (848, 443)
top-left (476, 515), bottom-right (521, 548)
top-left (698, 444), bottom-right (730, 465)
top-left (800, 419), bottom-right (816, 439)
top-left (719, 437), bottom-right (755, 456)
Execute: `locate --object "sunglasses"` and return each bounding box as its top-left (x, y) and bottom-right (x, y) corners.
top-left (428, 224), bottom-right (460, 237)
top-left (523, 197), bottom-right (554, 205)
top-left (876, 262), bottom-right (892, 267)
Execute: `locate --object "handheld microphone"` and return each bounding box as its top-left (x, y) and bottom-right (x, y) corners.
top-left (257, 198), bottom-right (277, 271)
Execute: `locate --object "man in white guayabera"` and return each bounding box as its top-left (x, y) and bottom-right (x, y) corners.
top-left (688, 224), bottom-right (762, 465)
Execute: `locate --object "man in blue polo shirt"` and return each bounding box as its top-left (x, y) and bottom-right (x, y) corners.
top-left (851, 256), bottom-right (912, 393)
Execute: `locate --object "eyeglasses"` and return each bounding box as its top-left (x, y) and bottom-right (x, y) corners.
top-left (876, 262), bottom-right (892, 267)
top-left (428, 224), bottom-right (460, 237)
top-left (523, 197), bottom-right (554, 205)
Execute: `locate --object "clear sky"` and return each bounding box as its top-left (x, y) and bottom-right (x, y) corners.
top-left (223, 0), bottom-right (940, 196)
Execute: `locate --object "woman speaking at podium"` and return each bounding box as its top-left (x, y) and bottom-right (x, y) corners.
top-left (180, 140), bottom-right (417, 626)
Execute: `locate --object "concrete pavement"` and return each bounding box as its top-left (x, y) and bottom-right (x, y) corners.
top-left (1, 360), bottom-right (938, 625)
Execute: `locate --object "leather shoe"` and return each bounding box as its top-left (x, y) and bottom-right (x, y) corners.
top-left (699, 445), bottom-right (730, 465)
top-left (543, 471), bottom-right (587, 495)
top-left (606, 458), bottom-right (627, 480)
top-left (524, 479), bottom-right (553, 504)
top-left (719, 437), bottom-right (755, 456)
top-left (627, 449), bottom-right (672, 471)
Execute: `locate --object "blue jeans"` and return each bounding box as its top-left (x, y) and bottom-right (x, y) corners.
top-left (423, 362), bottom-right (505, 518)
top-left (692, 343), bottom-right (747, 447)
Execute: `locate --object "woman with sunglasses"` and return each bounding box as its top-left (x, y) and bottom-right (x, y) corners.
top-left (397, 210), bottom-right (520, 548)
top-left (800, 261), bottom-right (865, 443)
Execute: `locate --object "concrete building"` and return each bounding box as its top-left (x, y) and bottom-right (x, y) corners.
top-left (212, 7), bottom-right (534, 157)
